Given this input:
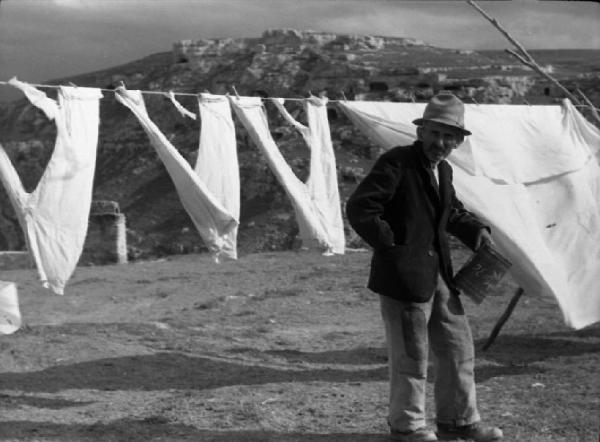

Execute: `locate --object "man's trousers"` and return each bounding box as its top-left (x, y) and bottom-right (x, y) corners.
top-left (379, 275), bottom-right (481, 431)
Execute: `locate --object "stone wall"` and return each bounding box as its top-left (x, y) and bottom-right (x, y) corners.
top-left (80, 201), bottom-right (128, 265)
top-left (0, 200), bottom-right (128, 269)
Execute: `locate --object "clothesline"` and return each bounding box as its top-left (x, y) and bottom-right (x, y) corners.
top-left (2, 77), bottom-right (600, 329)
top-left (1, 79), bottom-right (598, 111)
top-left (0, 80), bottom-right (323, 102)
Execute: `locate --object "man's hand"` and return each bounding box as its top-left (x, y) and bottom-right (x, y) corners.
top-left (475, 228), bottom-right (493, 251)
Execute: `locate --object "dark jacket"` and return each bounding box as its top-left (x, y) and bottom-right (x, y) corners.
top-left (346, 141), bottom-right (488, 302)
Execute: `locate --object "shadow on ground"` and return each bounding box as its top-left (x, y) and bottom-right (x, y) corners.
top-left (0, 346), bottom-right (559, 395)
top-left (0, 420), bottom-right (390, 442)
top-left (0, 394), bottom-right (91, 410)
top-left (239, 346), bottom-right (388, 365)
top-left (0, 352), bottom-right (387, 393)
top-left (475, 326), bottom-right (600, 364)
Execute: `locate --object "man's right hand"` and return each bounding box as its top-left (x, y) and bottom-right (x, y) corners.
top-left (474, 228), bottom-right (492, 251)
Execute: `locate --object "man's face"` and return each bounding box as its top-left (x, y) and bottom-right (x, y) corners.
top-left (418, 121), bottom-right (465, 165)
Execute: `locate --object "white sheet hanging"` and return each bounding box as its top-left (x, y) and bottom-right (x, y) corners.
top-left (339, 100), bottom-right (593, 183)
top-left (196, 93), bottom-right (240, 260)
top-left (230, 96), bottom-right (345, 254)
top-left (339, 99), bottom-right (600, 329)
top-left (0, 78), bottom-right (102, 294)
top-left (115, 88), bottom-right (238, 260)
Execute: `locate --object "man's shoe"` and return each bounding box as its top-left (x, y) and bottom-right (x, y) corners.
top-left (391, 427), bottom-right (438, 442)
top-left (436, 422), bottom-right (503, 441)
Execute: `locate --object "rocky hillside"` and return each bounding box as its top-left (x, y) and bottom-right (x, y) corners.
top-left (0, 29), bottom-right (598, 259)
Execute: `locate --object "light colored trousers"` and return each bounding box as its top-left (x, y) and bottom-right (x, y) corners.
top-left (379, 275), bottom-right (481, 432)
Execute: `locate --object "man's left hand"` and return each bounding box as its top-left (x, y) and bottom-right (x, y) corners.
top-left (475, 228), bottom-right (493, 250)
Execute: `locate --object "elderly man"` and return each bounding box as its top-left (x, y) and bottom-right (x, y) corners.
top-left (346, 93), bottom-right (503, 442)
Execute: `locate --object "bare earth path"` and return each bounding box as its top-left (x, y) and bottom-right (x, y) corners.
top-left (0, 250), bottom-right (598, 441)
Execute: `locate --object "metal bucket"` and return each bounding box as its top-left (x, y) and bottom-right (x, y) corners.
top-left (453, 243), bottom-right (512, 304)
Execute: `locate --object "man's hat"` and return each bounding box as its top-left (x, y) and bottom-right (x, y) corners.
top-left (412, 92), bottom-right (471, 135)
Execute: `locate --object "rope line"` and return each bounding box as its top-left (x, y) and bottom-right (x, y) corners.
top-left (0, 80), bottom-right (328, 102)
top-left (1, 80), bottom-right (598, 111)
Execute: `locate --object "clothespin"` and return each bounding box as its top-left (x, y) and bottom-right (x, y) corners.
top-left (68, 82), bottom-right (77, 88)
top-left (341, 91), bottom-right (348, 101)
top-left (471, 96), bottom-right (479, 105)
top-left (197, 89), bottom-right (210, 100)
top-left (231, 85), bottom-right (240, 99)
top-left (117, 80), bottom-right (126, 90)
top-left (522, 98), bottom-right (531, 106)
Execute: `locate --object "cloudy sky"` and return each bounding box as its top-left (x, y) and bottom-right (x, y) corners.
top-left (0, 0), bottom-right (598, 101)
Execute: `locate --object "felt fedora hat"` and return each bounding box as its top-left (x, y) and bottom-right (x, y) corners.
top-left (413, 92), bottom-right (471, 135)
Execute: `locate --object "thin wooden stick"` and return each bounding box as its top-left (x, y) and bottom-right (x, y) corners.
top-left (467, 0), bottom-right (600, 124)
top-left (467, 0), bottom-right (531, 62)
top-left (482, 287), bottom-right (524, 351)
top-left (468, 0), bottom-right (581, 105)
top-left (577, 88), bottom-right (600, 123)
top-left (504, 49), bottom-right (535, 70)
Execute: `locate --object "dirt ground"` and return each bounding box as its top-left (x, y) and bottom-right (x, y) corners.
top-left (0, 250), bottom-right (598, 441)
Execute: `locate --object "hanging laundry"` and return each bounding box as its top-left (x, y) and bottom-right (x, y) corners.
top-left (271, 97), bottom-right (345, 254)
top-left (167, 91), bottom-right (197, 120)
top-left (115, 88), bottom-right (238, 261)
top-left (0, 281), bottom-right (21, 334)
top-left (196, 93), bottom-right (240, 260)
top-left (0, 78), bottom-right (102, 295)
top-left (339, 99), bottom-right (600, 329)
top-left (230, 96), bottom-right (345, 254)
top-left (163, 92), bottom-right (240, 260)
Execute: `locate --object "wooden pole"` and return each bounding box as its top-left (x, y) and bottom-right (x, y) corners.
top-left (466, 0), bottom-right (600, 125)
top-left (482, 287), bottom-right (524, 351)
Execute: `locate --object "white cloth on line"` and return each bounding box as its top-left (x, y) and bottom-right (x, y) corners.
top-left (196, 93), bottom-right (240, 260)
top-left (230, 96), bottom-right (345, 254)
top-left (115, 88), bottom-right (238, 261)
top-left (167, 91), bottom-right (197, 120)
top-left (338, 100), bottom-right (593, 183)
top-left (168, 92), bottom-right (241, 259)
top-left (0, 78), bottom-right (102, 294)
top-left (0, 281), bottom-right (21, 334)
top-left (163, 92), bottom-right (240, 259)
top-left (271, 97), bottom-right (345, 254)
top-left (339, 99), bottom-right (600, 329)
